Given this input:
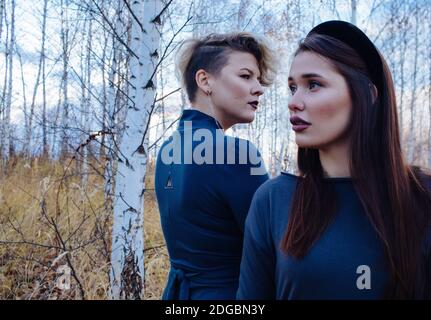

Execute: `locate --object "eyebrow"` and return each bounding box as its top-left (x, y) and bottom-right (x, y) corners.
top-left (240, 68), bottom-right (261, 78)
top-left (288, 73), bottom-right (324, 81)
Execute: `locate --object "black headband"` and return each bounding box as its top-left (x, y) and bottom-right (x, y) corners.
top-left (307, 20), bottom-right (383, 93)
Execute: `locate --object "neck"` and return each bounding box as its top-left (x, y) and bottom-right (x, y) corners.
top-left (191, 94), bottom-right (231, 131)
top-left (318, 139), bottom-right (351, 178)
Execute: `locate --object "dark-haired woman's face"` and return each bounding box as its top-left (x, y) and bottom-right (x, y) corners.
top-left (288, 51), bottom-right (352, 150)
top-left (208, 51), bottom-right (264, 128)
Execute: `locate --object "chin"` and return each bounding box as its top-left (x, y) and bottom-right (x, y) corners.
top-left (295, 137), bottom-right (320, 149)
top-left (233, 114), bottom-right (254, 125)
top-left (244, 116), bottom-right (255, 123)
top-left (242, 111), bottom-right (256, 123)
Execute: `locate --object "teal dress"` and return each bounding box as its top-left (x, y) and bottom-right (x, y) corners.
top-left (237, 172), bottom-right (431, 299)
top-left (155, 109), bottom-right (269, 299)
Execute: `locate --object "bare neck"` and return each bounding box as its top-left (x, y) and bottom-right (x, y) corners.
top-left (191, 93), bottom-right (231, 131)
top-left (318, 139), bottom-right (351, 178)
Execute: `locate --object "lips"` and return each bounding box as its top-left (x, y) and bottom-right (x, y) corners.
top-left (290, 115), bottom-right (311, 132)
top-left (248, 101), bottom-right (258, 110)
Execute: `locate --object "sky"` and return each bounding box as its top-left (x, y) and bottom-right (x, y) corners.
top-left (1, 0), bottom-right (430, 166)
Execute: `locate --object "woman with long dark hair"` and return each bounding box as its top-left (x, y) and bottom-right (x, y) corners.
top-left (155, 32), bottom-right (277, 299)
top-left (237, 21), bottom-right (431, 299)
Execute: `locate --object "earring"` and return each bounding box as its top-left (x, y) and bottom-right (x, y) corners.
top-left (206, 90), bottom-right (212, 96)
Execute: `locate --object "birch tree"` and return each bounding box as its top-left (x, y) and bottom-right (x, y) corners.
top-left (25, 0), bottom-right (48, 157)
top-left (103, 0), bottom-right (126, 223)
top-left (77, 8), bottom-right (93, 184)
top-left (110, 0), bottom-right (162, 300)
top-left (2, 0), bottom-right (15, 162)
top-left (429, 10), bottom-right (431, 168)
top-left (351, 0), bottom-right (357, 25)
top-left (407, 2), bottom-right (419, 163)
top-left (60, 0), bottom-right (70, 159)
top-left (41, 0), bottom-right (49, 158)
top-left (0, 0), bottom-right (4, 41)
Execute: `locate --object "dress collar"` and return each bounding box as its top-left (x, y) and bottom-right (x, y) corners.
top-left (178, 108), bottom-right (223, 130)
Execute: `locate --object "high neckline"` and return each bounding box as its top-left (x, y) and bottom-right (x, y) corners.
top-left (178, 108), bottom-right (223, 130)
top-left (281, 171), bottom-right (353, 183)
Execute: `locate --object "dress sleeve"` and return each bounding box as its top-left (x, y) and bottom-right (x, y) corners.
top-left (419, 171), bottom-right (431, 298)
top-left (237, 184), bottom-right (276, 299)
top-left (424, 245), bottom-right (431, 298)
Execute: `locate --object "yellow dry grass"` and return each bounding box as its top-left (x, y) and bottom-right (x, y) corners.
top-left (0, 156), bottom-right (169, 300)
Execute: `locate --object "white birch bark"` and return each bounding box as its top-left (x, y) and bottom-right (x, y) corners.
top-left (80, 14), bottom-right (92, 185)
top-left (0, 0), bottom-right (4, 41)
top-left (3, 0), bottom-right (15, 161)
top-left (104, 0), bottom-right (124, 218)
top-left (351, 0), bottom-right (357, 25)
top-left (110, 0), bottom-right (161, 300)
top-left (407, 3), bottom-right (419, 163)
top-left (41, 0), bottom-right (48, 158)
top-left (25, 0), bottom-right (48, 157)
top-left (428, 14), bottom-right (431, 168)
top-left (60, 0), bottom-right (69, 158)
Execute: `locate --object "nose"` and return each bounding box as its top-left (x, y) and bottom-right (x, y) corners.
top-left (288, 92), bottom-right (305, 112)
top-left (251, 81), bottom-right (264, 97)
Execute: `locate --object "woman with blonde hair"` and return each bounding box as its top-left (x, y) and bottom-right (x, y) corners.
top-left (155, 32), bottom-right (277, 299)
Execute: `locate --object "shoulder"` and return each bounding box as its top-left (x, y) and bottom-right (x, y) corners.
top-left (420, 169), bottom-right (431, 193)
top-left (251, 171), bottom-right (298, 205)
top-left (411, 166), bottom-right (431, 254)
top-left (257, 171), bottom-right (299, 193)
top-left (246, 172), bottom-right (298, 240)
top-left (224, 135), bottom-right (261, 156)
top-left (411, 166), bottom-right (431, 193)
top-left (221, 136), bottom-right (268, 175)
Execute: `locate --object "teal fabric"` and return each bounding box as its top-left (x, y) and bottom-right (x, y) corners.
top-left (155, 109), bottom-right (269, 299)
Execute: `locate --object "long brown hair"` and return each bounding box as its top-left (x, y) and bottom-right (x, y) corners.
top-left (281, 33), bottom-right (431, 299)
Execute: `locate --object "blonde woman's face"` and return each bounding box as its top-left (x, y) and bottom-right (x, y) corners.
top-left (208, 51), bottom-right (264, 128)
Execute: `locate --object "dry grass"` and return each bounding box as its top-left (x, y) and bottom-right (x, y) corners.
top-left (0, 156), bottom-right (169, 300)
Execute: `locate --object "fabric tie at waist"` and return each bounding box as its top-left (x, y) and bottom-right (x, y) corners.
top-left (163, 266), bottom-right (192, 300)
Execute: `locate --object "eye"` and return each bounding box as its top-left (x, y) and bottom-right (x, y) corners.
top-left (240, 74), bottom-right (250, 79)
top-left (289, 84), bottom-right (297, 94)
top-left (309, 80), bottom-right (322, 90)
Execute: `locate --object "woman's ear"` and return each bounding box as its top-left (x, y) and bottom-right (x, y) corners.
top-left (370, 83), bottom-right (378, 104)
top-left (195, 69), bottom-right (212, 95)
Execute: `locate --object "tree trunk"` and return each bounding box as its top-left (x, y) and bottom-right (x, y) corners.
top-left (17, 50), bottom-right (28, 154)
top-left (104, 0), bottom-right (124, 227)
top-left (398, 4), bottom-right (410, 149)
top-left (407, 3), bottom-right (419, 163)
top-left (41, 0), bottom-right (49, 158)
top-left (110, 0), bottom-right (161, 300)
top-left (429, 11), bottom-right (431, 168)
top-left (79, 14), bottom-right (92, 186)
top-left (60, 0), bottom-right (69, 159)
top-left (351, 0), bottom-right (357, 25)
top-left (3, 0), bottom-right (15, 162)
top-left (25, 0), bottom-right (47, 157)
top-left (0, 0), bottom-right (4, 41)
